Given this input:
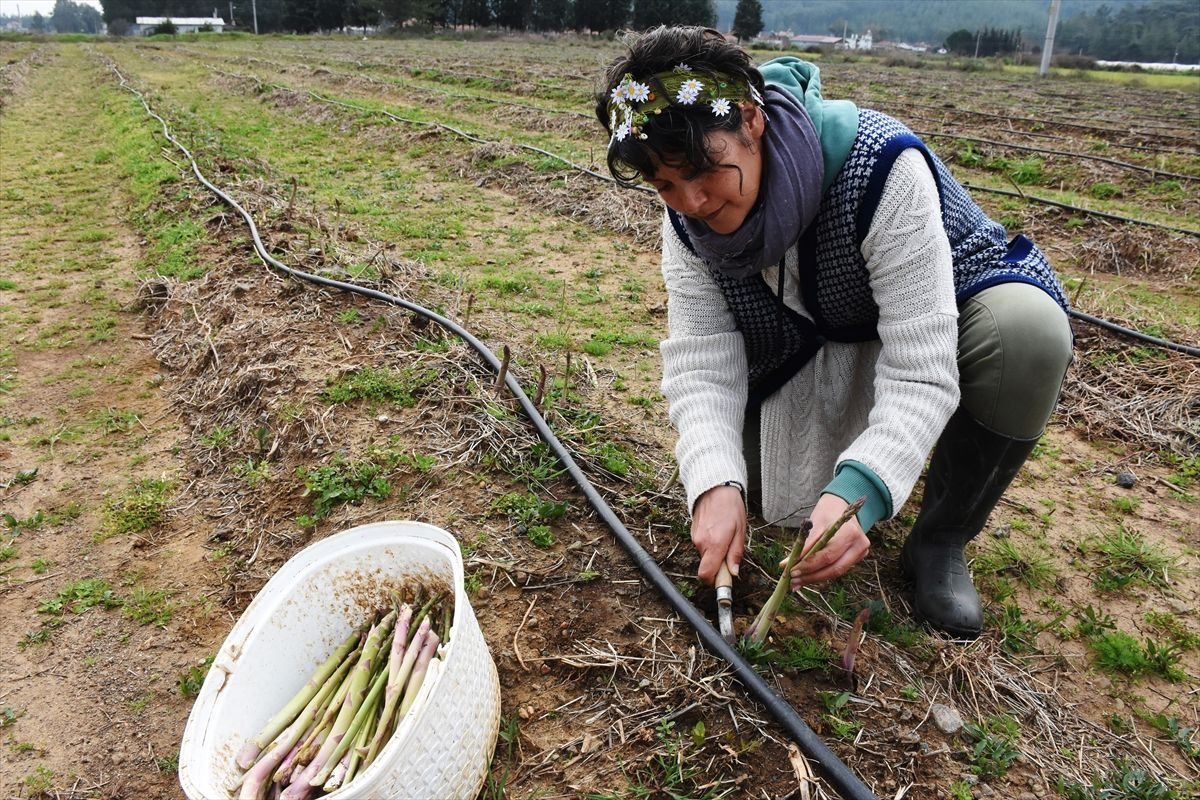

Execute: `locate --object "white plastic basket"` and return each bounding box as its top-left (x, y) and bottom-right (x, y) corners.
top-left (179, 520), bottom-right (501, 800)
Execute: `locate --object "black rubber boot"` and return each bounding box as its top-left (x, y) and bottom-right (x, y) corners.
top-left (901, 409), bottom-right (1039, 639)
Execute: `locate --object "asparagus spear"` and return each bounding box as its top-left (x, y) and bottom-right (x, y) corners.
top-left (364, 617), bottom-right (429, 763)
top-left (406, 592), bottom-right (444, 644)
top-left (236, 624), bottom-right (366, 769)
top-left (397, 629), bottom-right (440, 718)
top-left (288, 633), bottom-right (365, 773)
top-left (743, 497), bottom-right (866, 646)
top-left (279, 611), bottom-right (395, 800)
top-left (311, 663), bottom-right (390, 787)
top-left (342, 696), bottom-right (378, 786)
top-left (238, 632), bottom-right (363, 799)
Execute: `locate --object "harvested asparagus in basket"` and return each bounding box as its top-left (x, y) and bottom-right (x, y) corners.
top-left (233, 592), bottom-right (453, 800)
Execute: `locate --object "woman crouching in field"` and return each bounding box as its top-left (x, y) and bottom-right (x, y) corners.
top-left (596, 26), bottom-right (1072, 638)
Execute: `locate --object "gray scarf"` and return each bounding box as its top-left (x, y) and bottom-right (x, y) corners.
top-left (681, 86), bottom-right (825, 279)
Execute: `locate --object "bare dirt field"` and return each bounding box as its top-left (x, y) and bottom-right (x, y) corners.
top-left (1, 35), bottom-right (1197, 800)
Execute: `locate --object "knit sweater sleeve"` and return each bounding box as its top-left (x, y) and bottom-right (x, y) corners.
top-left (658, 214), bottom-right (749, 514)
top-left (834, 148), bottom-right (960, 516)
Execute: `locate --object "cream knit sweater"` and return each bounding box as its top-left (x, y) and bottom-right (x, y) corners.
top-left (660, 149), bottom-right (961, 527)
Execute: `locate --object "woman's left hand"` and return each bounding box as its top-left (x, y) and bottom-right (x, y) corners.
top-left (786, 494), bottom-right (870, 589)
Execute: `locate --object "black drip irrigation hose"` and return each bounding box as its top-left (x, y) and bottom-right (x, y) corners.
top-left (103, 58), bottom-right (880, 800)
top-left (1068, 309), bottom-right (1200, 358)
top-left (961, 182), bottom-right (1200, 238)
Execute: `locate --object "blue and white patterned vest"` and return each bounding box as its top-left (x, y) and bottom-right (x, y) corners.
top-left (668, 108), bottom-right (1068, 409)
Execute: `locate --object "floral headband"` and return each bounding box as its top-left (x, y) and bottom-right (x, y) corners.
top-left (607, 64), bottom-right (763, 144)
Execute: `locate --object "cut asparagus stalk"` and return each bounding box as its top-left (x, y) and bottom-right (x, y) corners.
top-left (310, 664), bottom-right (390, 786)
top-left (397, 629), bottom-right (440, 718)
top-left (288, 633), bottom-right (365, 774)
top-left (279, 611), bottom-right (395, 800)
top-left (343, 696), bottom-right (379, 785)
top-left (236, 624), bottom-right (365, 769)
top-left (743, 497), bottom-right (866, 645)
top-left (406, 592), bottom-right (443, 643)
top-left (239, 636), bottom-right (361, 800)
top-left (364, 617), bottom-right (429, 763)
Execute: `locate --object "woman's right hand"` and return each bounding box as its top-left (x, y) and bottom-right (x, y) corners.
top-left (691, 484), bottom-right (747, 585)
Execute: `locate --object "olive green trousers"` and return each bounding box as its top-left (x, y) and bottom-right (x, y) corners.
top-left (744, 281), bottom-right (1074, 512)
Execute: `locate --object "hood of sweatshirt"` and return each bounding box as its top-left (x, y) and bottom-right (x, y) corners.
top-left (759, 57), bottom-right (859, 194)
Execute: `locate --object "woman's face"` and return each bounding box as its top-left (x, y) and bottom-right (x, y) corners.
top-left (646, 104), bottom-right (765, 235)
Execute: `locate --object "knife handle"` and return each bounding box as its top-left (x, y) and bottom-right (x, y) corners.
top-left (715, 563), bottom-right (733, 607)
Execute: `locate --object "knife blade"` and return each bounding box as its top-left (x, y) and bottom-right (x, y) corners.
top-left (716, 562), bottom-right (734, 643)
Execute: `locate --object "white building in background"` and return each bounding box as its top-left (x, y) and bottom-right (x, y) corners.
top-left (131, 16), bottom-right (226, 35)
top-left (845, 30), bottom-right (873, 51)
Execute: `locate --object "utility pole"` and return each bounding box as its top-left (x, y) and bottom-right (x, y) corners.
top-left (1040, 0), bottom-right (1061, 77)
top-left (251, 0), bottom-right (257, 34)
top-left (228, 2), bottom-right (235, 28)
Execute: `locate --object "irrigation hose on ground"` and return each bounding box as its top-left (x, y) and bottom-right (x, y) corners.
top-left (104, 58), bottom-right (880, 800)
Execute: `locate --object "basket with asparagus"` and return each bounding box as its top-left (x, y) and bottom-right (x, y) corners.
top-left (231, 590), bottom-right (453, 800)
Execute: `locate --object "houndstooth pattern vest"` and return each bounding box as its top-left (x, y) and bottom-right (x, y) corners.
top-left (668, 108), bottom-right (1068, 409)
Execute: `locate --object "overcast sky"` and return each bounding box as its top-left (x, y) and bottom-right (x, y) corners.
top-left (0, 0), bottom-right (103, 16)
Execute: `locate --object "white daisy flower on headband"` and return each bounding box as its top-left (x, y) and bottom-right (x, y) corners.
top-left (629, 81), bottom-right (651, 103)
top-left (614, 119), bottom-right (631, 142)
top-left (674, 63), bottom-right (691, 72)
top-left (610, 83), bottom-right (626, 103)
top-left (676, 78), bottom-right (703, 105)
top-left (710, 98), bottom-right (732, 116)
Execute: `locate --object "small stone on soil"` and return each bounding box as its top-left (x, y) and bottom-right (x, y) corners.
top-left (931, 703), bottom-right (964, 734)
top-left (1115, 471), bottom-right (1137, 488)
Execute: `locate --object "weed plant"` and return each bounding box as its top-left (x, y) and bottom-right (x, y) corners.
top-left (122, 586), bottom-right (174, 627)
top-left (1056, 760), bottom-right (1181, 799)
top-left (177, 656), bottom-right (214, 698)
top-left (321, 365), bottom-right (438, 408)
top-left (492, 491), bottom-right (568, 548)
top-left (99, 478), bottom-right (173, 540)
top-left (296, 455), bottom-right (392, 526)
top-left (818, 691), bottom-right (862, 740)
top-left (963, 714), bottom-right (1021, 778)
top-left (1085, 526), bottom-right (1176, 591)
top-left (1090, 631), bottom-right (1186, 681)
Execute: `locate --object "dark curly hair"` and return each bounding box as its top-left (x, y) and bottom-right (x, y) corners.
top-left (595, 26), bottom-right (766, 188)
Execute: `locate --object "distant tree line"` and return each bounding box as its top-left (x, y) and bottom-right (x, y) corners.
top-left (943, 27), bottom-right (1023, 58)
top-left (97, 0), bottom-right (716, 34)
top-left (13, 1), bottom-right (106, 34)
top-left (712, 0), bottom-right (1199, 64)
top-left (1056, 0), bottom-right (1199, 64)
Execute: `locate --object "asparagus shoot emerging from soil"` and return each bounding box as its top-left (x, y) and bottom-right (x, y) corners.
top-left (742, 497), bottom-right (866, 645)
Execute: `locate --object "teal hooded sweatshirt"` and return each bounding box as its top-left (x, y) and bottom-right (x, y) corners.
top-left (759, 57), bottom-right (860, 195)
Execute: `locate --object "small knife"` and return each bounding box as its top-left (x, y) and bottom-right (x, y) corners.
top-left (715, 563), bottom-right (734, 643)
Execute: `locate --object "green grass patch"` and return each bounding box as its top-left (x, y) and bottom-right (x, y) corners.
top-left (1057, 759), bottom-right (1185, 799)
top-left (321, 365), bottom-right (438, 407)
top-left (491, 491), bottom-right (568, 548)
top-left (963, 714), bottom-right (1021, 779)
top-left (99, 478), bottom-right (174, 541)
top-left (1084, 526), bottom-right (1177, 592)
top-left (296, 455), bottom-right (392, 527)
top-left (38, 578), bottom-right (122, 619)
top-left (1091, 631), bottom-right (1186, 681)
top-left (123, 586), bottom-right (174, 627)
